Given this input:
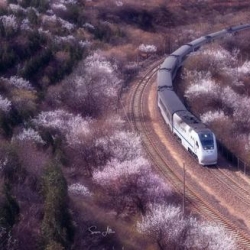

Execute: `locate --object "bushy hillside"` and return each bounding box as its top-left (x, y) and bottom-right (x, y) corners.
top-left (0, 0), bottom-right (250, 249)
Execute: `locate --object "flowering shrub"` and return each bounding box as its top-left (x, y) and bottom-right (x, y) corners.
top-left (93, 157), bottom-right (150, 185)
top-left (115, 1), bottom-right (123, 7)
top-left (201, 110), bottom-right (227, 124)
top-left (9, 4), bottom-right (26, 13)
top-left (0, 95), bottom-right (11, 113)
top-left (237, 60), bottom-right (250, 74)
top-left (1, 76), bottom-right (34, 91)
top-left (95, 131), bottom-right (143, 162)
top-left (196, 222), bottom-right (236, 250)
top-left (137, 204), bottom-right (188, 248)
top-left (33, 109), bottom-right (91, 145)
top-left (137, 204), bottom-right (236, 250)
top-left (138, 44), bottom-right (157, 53)
top-left (54, 35), bottom-right (75, 44)
top-left (20, 18), bottom-right (31, 31)
top-left (83, 22), bottom-right (95, 30)
top-left (68, 183), bottom-right (91, 196)
top-left (184, 74), bottom-right (220, 100)
top-left (79, 40), bottom-right (91, 48)
top-left (58, 17), bottom-right (75, 31)
top-left (51, 3), bottom-right (67, 12)
top-left (93, 148), bottom-right (172, 214)
top-left (62, 53), bottom-right (122, 116)
top-left (14, 128), bottom-right (45, 144)
top-left (0, 15), bottom-right (18, 32)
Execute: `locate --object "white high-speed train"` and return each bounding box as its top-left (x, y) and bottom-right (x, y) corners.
top-left (157, 23), bottom-right (250, 165)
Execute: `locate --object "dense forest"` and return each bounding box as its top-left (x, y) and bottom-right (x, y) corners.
top-left (0, 0), bottom-right (250, 249)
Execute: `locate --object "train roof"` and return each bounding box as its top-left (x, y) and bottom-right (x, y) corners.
top-left (229, 24), bottom-right (250, 32)
top-left (160, 55), bottom-right (178, 70)
top-left (158, 89), bottom-right (186, 115)
top-left (187, 36), bottom-right (207, 47)
top-left (171, 45), bottom-right (192, 57)
top-left (175, 110), bottom-right (208, 132)
top-left (157, 69), bottom-right (173, 89)
top-left (207, 29), bottom-right (227, 39)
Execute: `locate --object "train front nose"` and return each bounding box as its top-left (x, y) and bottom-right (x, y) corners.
top-left (199, 150), bottom-right (218, 165)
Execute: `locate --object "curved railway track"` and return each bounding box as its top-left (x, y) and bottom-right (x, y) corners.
top-left (126, 60), bottom-right (250, 249)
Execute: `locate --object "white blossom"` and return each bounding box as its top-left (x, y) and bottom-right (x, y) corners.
top-left (0, 95), bottom-right (11, 113)
top-left (14, 128), bottom-right (45, 144)
top-left (66, 115), bottom-right (91, 145)
top-left (42, 14), bottom-right (57, 24)
top-left (83, 22), bottom-right (95, 30)
top-left (1, 76), bottom-right (33, 90)
top-left (38, 27), bottom-right (51, 35)
top-left (0, 157), bottom-right (8, 171)
top-left (20, 18), bottom-right (31, 31)
top-left (237, 60), bottom-right (250, 75)
top-left (55, 35), bottom-right (75, 44)
top-left (220, 86), bottom-right (240, 110)
top-left (115, 0), bottom-right (123, 6)
top-left (9, 4), bottom-right (26, 13)
top-left (197, 45), bottom-right (235, 66)
top-left (137, 204), bottom-right (186, 243)
top-left (95, 131), bottom-right (143, 161)
top-left (93, 156), bottom-right (150, 185)
top-left (51, 3), bottom-right (67, 11)
top-left (137, 173), bottom-right (172, 205)
top-left (58, 0), bottom-right (77, 4)
top-left (33, 109), bottom-right (90, 145)
top-left (185, 76), bottom-right (219, 99)
top-left (0, 15), bottom-right (18, 31)
top-left (201, 110), bottom-right (227, 124)
top-left (138, 44), bottom-right (157, 53)
top-left (68, 183), bottom-right (91, 196)
top-left (67, 53), bottom-right (121, 105)
top-left (202, 47), bottom-right (231, 61)
top-left (138, 204), bottom-right (236, 249)
top-left (58, 17), bottom-right (75, 31)
top-left (85, 53), bottom-right (116, 74)
top-left (79, 40), bottom-right (91, 48)
top-left (196, 222), bottom-right (236, 250)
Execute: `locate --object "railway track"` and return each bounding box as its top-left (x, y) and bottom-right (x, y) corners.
top-left (204, 166), bottom-right (250, 206)
top-left (126, 60), bottom-right (250, 249)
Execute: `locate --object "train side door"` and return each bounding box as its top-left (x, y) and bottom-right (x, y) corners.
top-left (191, 135), bottom-right (198, 155)
top-left (194, 140), bottom-right (199, 155)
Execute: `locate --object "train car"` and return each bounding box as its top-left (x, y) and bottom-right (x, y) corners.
top-left (228, 23), bottom-right (250, 33)
top-left (160, 55), bottom-right (179, 79)
top-left (157, 69), bottom-right (173, 91)
top-left (157, 89), bottom-right (186, 130)
top-left (187, 36), bottom-right (208, 51)
top-left (172, 110), bottom-right (218, 165)
top-left (207, 29), bottom-right (228, 40)
top-left (171, 45), bottom-right (193, 64)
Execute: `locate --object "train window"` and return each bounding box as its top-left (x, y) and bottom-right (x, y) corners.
top-left (199, 132), bottom-right (214, 150)
top-left (196, 141), bottom-right (199, 148)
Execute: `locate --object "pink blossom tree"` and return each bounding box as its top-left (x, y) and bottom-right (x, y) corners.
top-left (93, 157), bottom-right (172, 216)
top-left (61, 53), bottom-right (122, 117)
top-left (137, 204), bottom-right (236, 250)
